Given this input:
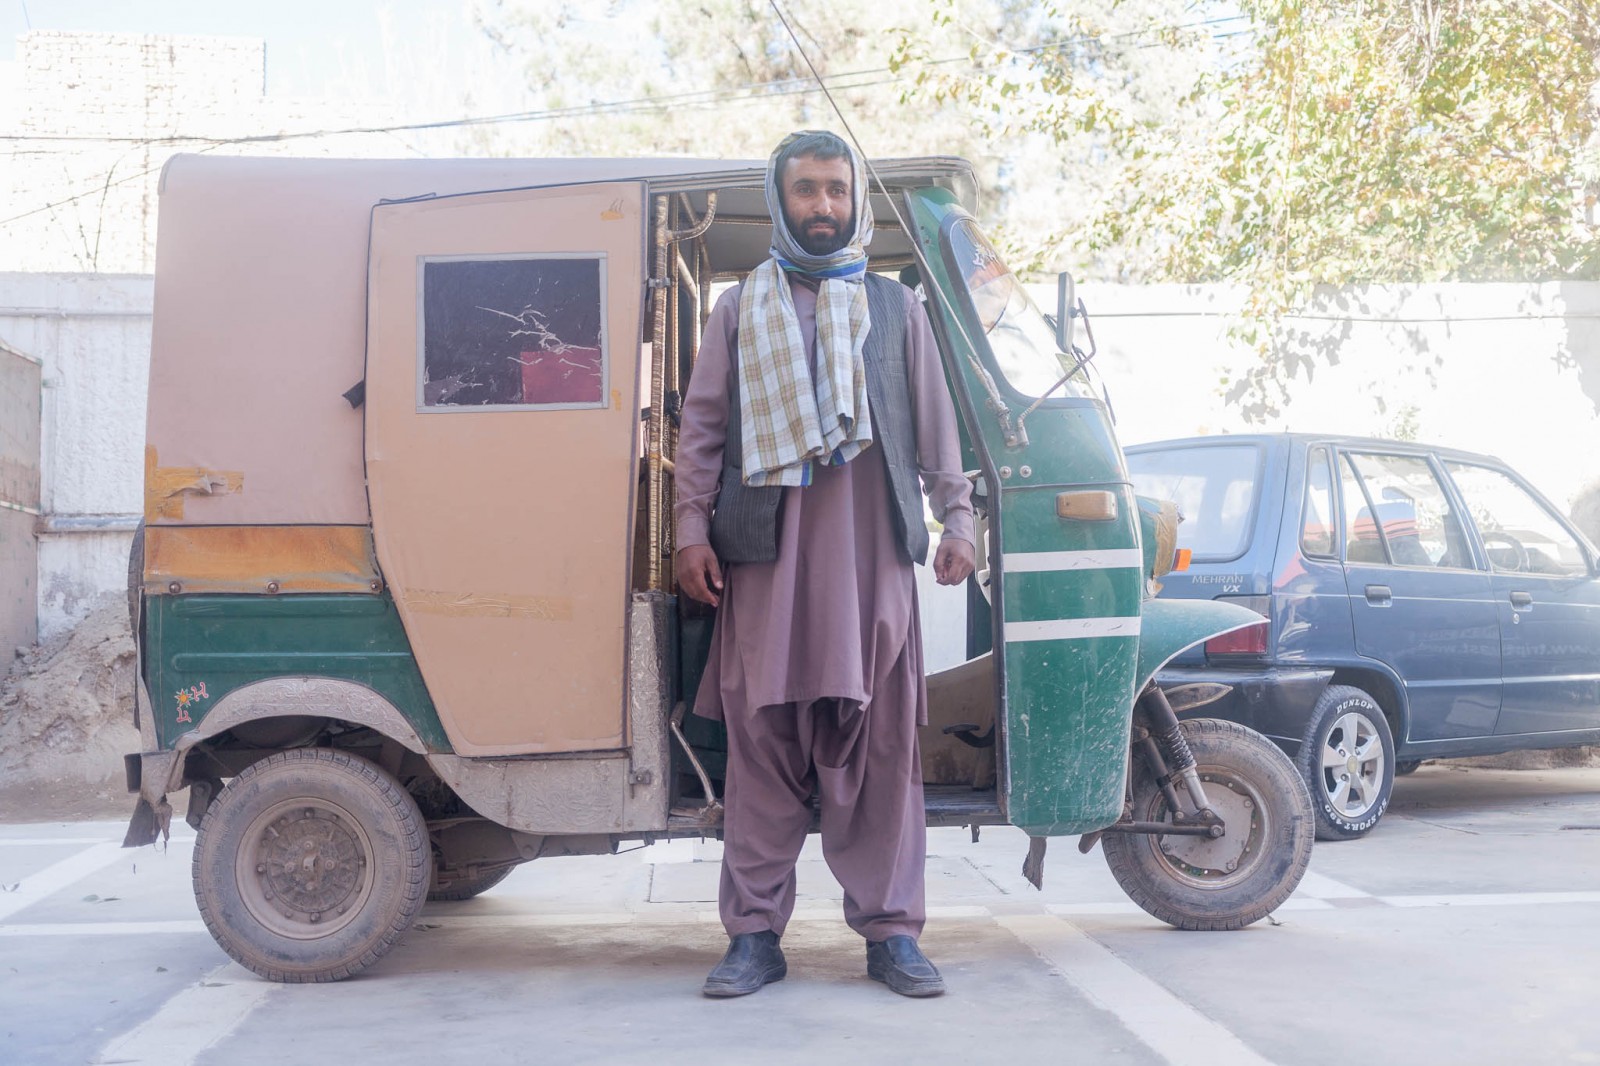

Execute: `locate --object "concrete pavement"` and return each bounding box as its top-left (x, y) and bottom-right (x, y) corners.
top-left (2, 763), bottom-right (1598, 1065)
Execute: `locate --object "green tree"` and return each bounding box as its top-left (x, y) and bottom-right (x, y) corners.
top-left (471, 0), bottom-right (1000, 164)
top-left (908, 0), bottom-right (1600, 416)
top-left (469, 0), bottom-right (1201, 267)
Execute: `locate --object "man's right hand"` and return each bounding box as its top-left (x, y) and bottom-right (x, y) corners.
top-left (677, 545), bottom-right (724, 607)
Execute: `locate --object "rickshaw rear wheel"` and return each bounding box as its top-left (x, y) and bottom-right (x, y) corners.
top-left (428, 864), bottom-right (514, 902)
top-left (192, 748), bottom-right (429, 982)
top-left (1101, 718), bottom-right (1314, 931)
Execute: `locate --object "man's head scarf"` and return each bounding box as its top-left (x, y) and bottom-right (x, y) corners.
top-left (735, 131), bottom-right (876, 488)
top-left (763, 132), bottom-right (876, 278)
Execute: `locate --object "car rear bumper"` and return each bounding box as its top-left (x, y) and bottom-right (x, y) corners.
top-left (1156, 664), bottom-right (1334, 751)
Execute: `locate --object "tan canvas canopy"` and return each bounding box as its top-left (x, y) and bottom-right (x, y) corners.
top-left (146, 153), bottom-right (976, 528)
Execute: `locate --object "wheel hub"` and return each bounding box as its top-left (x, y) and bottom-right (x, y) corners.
top-left (238, 800), bottom-right (374, 939)
top-left (1321, 711), bottom-right (1385, 817)
top-left (1156, 773), bottom-right (1265, 885)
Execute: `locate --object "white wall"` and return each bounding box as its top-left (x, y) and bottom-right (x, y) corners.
top-left (0, 273), bottom-right (151, 637)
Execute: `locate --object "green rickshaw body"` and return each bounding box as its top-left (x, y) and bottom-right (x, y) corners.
top-left (122, 153), bottom-right (1306, 982)
top-left (907, 187), bottom-right (1210, 835)
top-left (125, 152), bottom-right (1263, 878)
top-left (142, 592), bottom-right (449, 754)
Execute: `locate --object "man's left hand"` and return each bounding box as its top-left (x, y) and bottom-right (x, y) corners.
top-left (933, 538), bottom-right (976, 586)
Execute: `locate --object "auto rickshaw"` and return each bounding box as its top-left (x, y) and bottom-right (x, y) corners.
top-left (123, 152), bottom-right (1314, 982)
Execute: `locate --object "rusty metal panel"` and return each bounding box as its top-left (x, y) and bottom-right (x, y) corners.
top-left (143, 446), bottom-right (244, 523)
top-left (142, 525), bottom-right (380, 595)
top-left (1, 345), bottom-right (41, 657)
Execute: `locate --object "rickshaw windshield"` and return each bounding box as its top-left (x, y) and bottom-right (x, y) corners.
top-left (944, 215), bottom-right (1096, 400)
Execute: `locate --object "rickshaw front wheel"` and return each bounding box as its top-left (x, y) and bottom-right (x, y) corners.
top-left (193, 748), bottom-right (430, 982)
top-left (1102, 718), bottom-right (1314, 931)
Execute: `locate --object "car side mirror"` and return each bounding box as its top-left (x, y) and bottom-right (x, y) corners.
top-left (1055, 271), bottom-right (1076, 354)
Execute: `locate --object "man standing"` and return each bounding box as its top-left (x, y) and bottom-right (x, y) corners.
top-left (674, 130), bottom-right (975, 998)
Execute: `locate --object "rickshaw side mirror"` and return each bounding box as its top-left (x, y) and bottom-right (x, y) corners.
top-left (1055, 271), bottom-right (1076, 354)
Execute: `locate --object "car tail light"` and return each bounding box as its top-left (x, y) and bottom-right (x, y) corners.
top-left (1205, 623), bottom-right (1268, 656)
top-left (1205, 595), bottom-right (1270, 657)
top-left (1172, 548), bottom-right (1192, 572)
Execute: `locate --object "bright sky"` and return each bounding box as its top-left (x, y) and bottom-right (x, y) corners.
top-left (1, 0), bottom-right (483, 98)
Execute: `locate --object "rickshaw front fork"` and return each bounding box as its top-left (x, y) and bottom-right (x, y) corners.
top-left (1137, 683), bottom-right (1222, 829)
top-left (1080, 683), bottom-right (1225, 854)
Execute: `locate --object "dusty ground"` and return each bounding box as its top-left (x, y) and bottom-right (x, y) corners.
top-left (0, 601), bottom-right (140, 822)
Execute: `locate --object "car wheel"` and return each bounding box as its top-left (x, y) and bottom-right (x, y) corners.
top-left (193, 748), bottom-right (429, 982)
top-left (1295, 685), bottom-right (1395, 841)
top-left (1394, 759), bottom-right (1423, 777)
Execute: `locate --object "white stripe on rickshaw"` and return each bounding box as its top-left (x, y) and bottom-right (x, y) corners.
top-left (1005, 617), bottom-right (1142, 642)
top-left (1002, 549), bottom-right (1144, 572)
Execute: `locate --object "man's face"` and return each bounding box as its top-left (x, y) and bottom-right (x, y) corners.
top-left (780, 153), bottom-right (854, 256)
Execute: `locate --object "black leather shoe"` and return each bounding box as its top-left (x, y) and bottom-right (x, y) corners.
top-left (703, 931), bottom-right (787, 998)
top-left (866, 935), bottom-right (946, 997)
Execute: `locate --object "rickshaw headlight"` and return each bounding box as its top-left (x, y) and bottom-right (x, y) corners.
top-left (1137, 495), bottom-right (1183, 585)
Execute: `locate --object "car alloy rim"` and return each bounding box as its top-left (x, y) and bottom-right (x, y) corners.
top-left (1318, 711), bottom-right (1386, 819)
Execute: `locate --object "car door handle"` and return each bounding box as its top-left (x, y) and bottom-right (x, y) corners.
top-left (1364, 584), bottom-right (1392, 606)
top-left (1509, 591), bottom-right (1533, 611)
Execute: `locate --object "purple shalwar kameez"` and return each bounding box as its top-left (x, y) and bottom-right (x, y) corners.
top-left (674, 275), bottom-right (974, 942)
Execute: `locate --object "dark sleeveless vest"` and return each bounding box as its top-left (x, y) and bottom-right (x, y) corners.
top-left (708, 272), bottom-right (930, 566)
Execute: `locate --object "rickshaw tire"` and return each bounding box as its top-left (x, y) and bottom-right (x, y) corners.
top-left (1101, 718), bottom-right (1315, 931)
top-left (428, 864), bottom-right (515, 902)
top-left (192, 748), bottom-right (430, 983)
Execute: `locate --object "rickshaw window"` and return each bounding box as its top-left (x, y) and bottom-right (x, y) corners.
top-left (941, 216), bottom-right (1096, 401)
top-left (417, 254), bottom-right (609, 412)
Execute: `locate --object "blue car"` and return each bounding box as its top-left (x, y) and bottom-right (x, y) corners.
top-left (1126, 434), bottom-right (1600, 840)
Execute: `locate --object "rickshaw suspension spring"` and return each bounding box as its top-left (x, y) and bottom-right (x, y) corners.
top-left (1135, 684), bottom-right (1196, 775)
top-left (1135, 683), bottom-right (1215, 818)
top-left (1153, 722), bottom-right (1197, 775)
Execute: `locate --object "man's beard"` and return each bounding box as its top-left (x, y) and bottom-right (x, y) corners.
top-left (793, 215), bottom-right (851, 256)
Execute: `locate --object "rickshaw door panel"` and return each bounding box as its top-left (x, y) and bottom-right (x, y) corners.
top-left (365, 183), bottom-right (645, 756)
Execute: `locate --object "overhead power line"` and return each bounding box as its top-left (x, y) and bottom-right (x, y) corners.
top-left (0, 13), bottom-right (1252, 229)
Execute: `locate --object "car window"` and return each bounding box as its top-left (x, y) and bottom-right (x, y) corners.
top-left (1301, 446), bottom-right (1336, 558)
top-left (1341, 452), bottom-right (1472, 570)
top-left (1126, 445), bottom-right (1260, 561)
top-left (1444, 462), bottom-right (1590, 577)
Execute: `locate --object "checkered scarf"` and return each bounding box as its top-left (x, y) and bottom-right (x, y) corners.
top-left (735, 133), bottom-right (876, 488)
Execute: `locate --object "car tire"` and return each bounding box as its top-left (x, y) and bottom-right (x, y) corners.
top-left (192, 748), bottom-right (429, 982)
top-left (428, 864), bottom-right (514, 902)
top-left (1295, 685), bottom-right (1395, 841)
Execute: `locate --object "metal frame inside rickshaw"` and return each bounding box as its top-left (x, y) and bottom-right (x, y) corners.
top-left (633, 162), bottom-right (1011, 832)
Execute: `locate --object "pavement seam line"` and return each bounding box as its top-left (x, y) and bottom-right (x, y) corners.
top-left (995, 913), bottom-right (1281, 1066)
top-left (1293, 870), bottom-right (1374, 899)
top-left (0, 837), bottom-right (120, 847)
top-left (0, 919), bottom-right (209, 936)
top-left (5, 890), bottom-right (1600, 939)
top-left (92, 962), bottom-right (276, 1066)
top-left (0, 841), bottom-right (129, 922)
